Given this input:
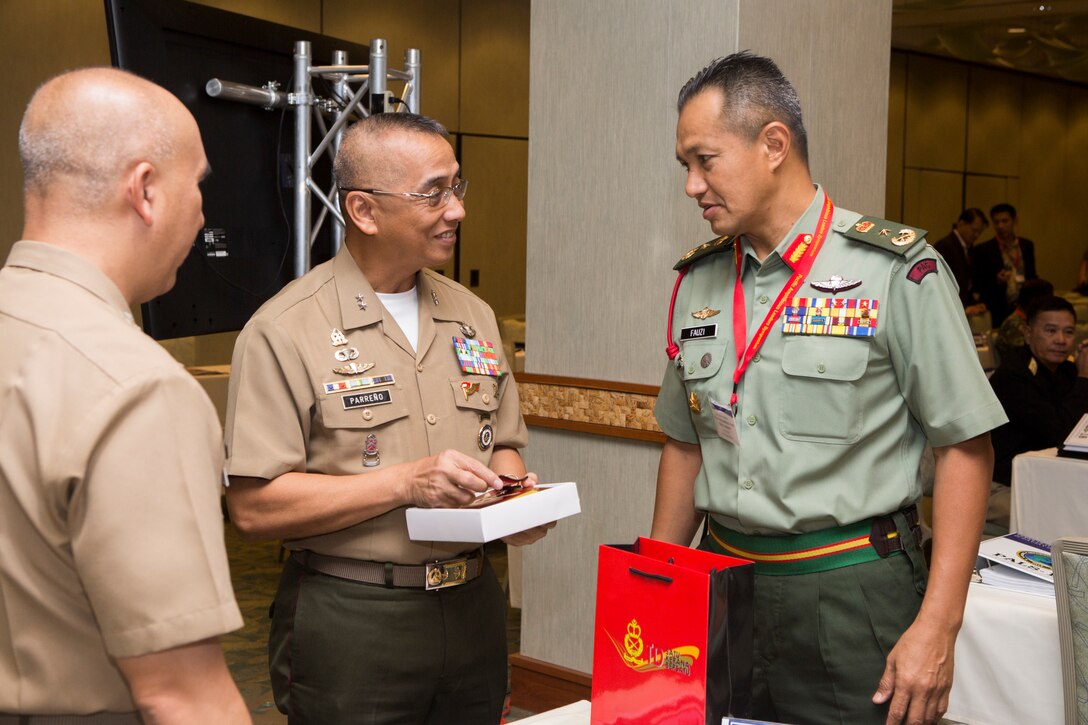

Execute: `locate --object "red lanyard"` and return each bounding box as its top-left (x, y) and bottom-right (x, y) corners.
top-left (729, 195), bottom-right (835, 407)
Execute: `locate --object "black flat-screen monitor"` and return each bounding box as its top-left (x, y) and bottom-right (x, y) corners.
top-left (105, 0), bottom-right (369, 339)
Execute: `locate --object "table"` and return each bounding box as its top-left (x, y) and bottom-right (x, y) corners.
top-left (945, 582), bottom-right (1062, 725)
top-left (1010, 448), bottom-right (1088, 544)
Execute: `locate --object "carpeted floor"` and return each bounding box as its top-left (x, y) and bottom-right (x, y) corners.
top-left (220, 525), bottom-right (534, 722)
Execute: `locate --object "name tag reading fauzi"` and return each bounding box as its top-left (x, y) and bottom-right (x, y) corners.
top-left (323, 374), bottom-right (395, 395)
top-left (781, 297), bottom-right (879, 337)
top-left (679, 324), bottom-right (718, 341)
top-left (342, 389), bottom-right (393, 410)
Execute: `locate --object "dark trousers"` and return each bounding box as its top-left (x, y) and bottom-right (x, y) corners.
top-left (269, 555), bottom-right (508, 725)
top-left (703, 530), bottom-right (928, 725)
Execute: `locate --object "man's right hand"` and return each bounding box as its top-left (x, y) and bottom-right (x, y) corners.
top-left (404, 450), bottom-right (504, 508)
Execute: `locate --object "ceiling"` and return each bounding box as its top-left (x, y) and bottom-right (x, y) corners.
top-left (892, 0), bottom-right (1088, 84)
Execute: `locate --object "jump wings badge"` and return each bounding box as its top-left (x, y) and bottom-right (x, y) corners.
top-left (691, 307), bottom-right (720, 320)
top-left (810, 275), bottom-right (862, 294)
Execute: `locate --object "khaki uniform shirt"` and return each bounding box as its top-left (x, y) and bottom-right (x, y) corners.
top-left (225, 246), bottom-right (527, 564)
top-left (0, 242), bottom-right (242, 714)
top-left (655, 188), bottom-right (1008, 535)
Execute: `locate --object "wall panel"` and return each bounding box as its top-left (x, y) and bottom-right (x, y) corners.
top-left (904, 55), bottom-right (967, 173)
top-left (902, 169), bottom-right (961, 234)
top-left (966, 67), bottom-right (1023, 177)
top-left (886, 51), bottom-right (907, 221)
top-left (458, 136), bottom-right (528, 320)
top-left (1018, 78), bottom-right (1068, 286)
top-left (460, 0), bottom-right (530, 138)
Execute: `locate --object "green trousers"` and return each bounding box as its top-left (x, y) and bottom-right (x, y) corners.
top-left (702, 530), bottom-right (927, 725)
top-left (269, 555), bottom-right (508, 725)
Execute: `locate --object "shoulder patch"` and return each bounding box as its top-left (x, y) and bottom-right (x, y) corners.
top-left (906, 258), bottom-right (938, 284)
top-left (673, 236), bottom-right (734, 270)
top-left (842, 216), bottom-right (926, 256)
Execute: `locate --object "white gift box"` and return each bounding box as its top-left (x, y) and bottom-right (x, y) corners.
top-left (405, 482), bottom-right (580, 543)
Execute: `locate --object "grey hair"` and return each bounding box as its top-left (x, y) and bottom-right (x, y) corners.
top-left (19, 67), bottom-right (177, 208)
top-left (678, 51), bottom-right (809, 166)
top-left (333, 112), bottom-right (448, 192)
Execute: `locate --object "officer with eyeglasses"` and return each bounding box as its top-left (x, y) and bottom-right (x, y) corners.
top-left (224, 112), bottom-right (551, 724)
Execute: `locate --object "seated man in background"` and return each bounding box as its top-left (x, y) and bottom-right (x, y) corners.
top-left (0, 68), bottom-right (247, 723)
top-left (990, 296), bottom-right (1088, 487)
top-left (933, 208), bottom-right (988, 316)
top-left (993, 278), bottom-right (1054, 362)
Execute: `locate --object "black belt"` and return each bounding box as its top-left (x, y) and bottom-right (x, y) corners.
top-left (0, 715), bottom-right (140, 725)
top-left (291, 549), bottom-right (484, 590)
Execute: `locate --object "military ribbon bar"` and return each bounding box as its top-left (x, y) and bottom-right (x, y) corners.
top-left (453, 337), bottom-right (503, 376)
top-left (781, 297), bottom-right (879, 337)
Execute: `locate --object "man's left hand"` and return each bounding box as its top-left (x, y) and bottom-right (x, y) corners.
top-left (499, 472), bottom-right (556, 546)
top-left (872, 618), bottom-right (955, 725)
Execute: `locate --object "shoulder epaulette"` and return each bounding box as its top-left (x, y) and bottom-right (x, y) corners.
top-left (840, 216), bottom-right (926, 256)
top-left (673, 236), bottom-right (734, 270)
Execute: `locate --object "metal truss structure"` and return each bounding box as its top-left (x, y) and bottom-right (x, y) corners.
top-left (206, 38), bottom-right (421, 278)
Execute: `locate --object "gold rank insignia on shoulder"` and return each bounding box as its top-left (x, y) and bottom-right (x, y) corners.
top-left (692, 306), bottom-right (720, 320)
top-left (891, 229), bottom-right (917, 246)
top-left (688, 392), bottom-right (701, 414)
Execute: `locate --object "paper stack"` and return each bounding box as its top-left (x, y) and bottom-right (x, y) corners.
top-left (976, 533), bottom-right (1054, 597)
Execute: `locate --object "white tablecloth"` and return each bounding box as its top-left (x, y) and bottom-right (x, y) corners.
top-left (945, 582), bottom-right (1062, 725)
top-left (1010, 448), bottom-right (1088, 544)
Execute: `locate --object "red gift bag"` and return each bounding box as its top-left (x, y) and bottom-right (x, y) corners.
top-left (590, 537), bottom-right (754, 725)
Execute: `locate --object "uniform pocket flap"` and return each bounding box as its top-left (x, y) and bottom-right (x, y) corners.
top-left (680, 341), bottom-right (728, 381)
top-left (319, 387), bottom-right (410, 429)
top-left (449, 377), bottom-right (501, 413)
top-left (781, 336), bottom-right (869, 381)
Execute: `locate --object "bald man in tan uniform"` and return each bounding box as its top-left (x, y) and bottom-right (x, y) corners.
top-left (0, 68), bottom-right (247, 723)
top-left (225, 113), bottom-right (548, 724)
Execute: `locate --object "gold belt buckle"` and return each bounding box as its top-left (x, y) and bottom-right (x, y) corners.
top-left (425, 557), bottom-right (468, 590)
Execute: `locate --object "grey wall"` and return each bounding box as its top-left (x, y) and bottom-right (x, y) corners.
top-left (523, 0), bottom-right (893, 674)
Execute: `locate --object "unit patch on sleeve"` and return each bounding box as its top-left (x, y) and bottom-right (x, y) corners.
top-left (906, 259), bottom-right (938, 284)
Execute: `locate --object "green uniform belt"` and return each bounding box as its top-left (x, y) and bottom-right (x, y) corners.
top-left (707, 508), bottom-right (919, 576)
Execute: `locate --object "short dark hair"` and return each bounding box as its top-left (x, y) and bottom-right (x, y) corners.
top-left (1014, 278), bottom-right (1054, 312)
top-left (958, 208), bottom-right (987, 226)
top-left (677, 51), bottom-right (808, 166)
top-left (333, 112), bottom-right (448, 194)
top-left (990, 202), bottom-right (1017, 220)
top-left (1025, 294), bottom-right (1075, 325)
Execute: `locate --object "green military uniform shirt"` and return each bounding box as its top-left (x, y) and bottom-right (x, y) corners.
top-left (655, 186), bottom-right (1007, 535)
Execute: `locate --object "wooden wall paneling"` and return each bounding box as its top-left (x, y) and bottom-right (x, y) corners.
top-left (901, 169), bottom-right (962, 235)
top-left (458, 135), bottom-right (528, 319)
top-left (965, 66), bottom-right (1023, 178)
top-left (904, 55), bottom-right (967, 173)
top-left (739, 0), bottom-right (893, 215)
top-left (964, 174), bottom-right (1016, 225)
top-left (460, 0), bottom-right (530, 138)
top-left (886, 51), bottom-right (908, 222)
top-left (1065, 87), bottom-right (1088, 290)
top-left (0, 1), bottom-right (111, 264)
top-left (1018, 77), bottom-right (1072, 287)
top-left (323, 0), bottom-right (462, 130)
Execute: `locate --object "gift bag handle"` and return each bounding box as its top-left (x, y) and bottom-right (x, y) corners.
top-left (628, 567), bottom-right (673, 584)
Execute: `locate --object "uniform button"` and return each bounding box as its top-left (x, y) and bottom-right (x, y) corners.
top-left (746, 415), bottom-right (757, 426)
top-left (361, 409), bottom-right (373, 421)
top-left (743, 479), bottom-right (754, 490)
top-left (426, 414), bottom-right (437, 425)
top-left (687, 365), bottom-right (695, 374)
top-left (482, 393), bottom-right (491, 404)
top-left (758, 294), bottom-right (769, 304)
top-left (817, 363), bottom-right (827, 373)
top-left (416, 363), bottom-right (424, 372)
top-left (753, 353), bottom-right (761, 363)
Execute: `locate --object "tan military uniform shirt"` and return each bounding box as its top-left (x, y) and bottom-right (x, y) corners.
top-left (0, 242), bottom-right (242, 714)
top-left (225, 246), bottom-right (527, 564)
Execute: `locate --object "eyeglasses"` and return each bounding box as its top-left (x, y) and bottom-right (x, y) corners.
top-left (340, 178), bottom-right (468, 208)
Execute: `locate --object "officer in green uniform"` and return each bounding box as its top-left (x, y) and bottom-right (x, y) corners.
top-left (651, 53), bottom-right (1007, 725)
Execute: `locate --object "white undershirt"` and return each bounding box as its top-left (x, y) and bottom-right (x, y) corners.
top-left (376, 287), bottom-right (420, 352)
